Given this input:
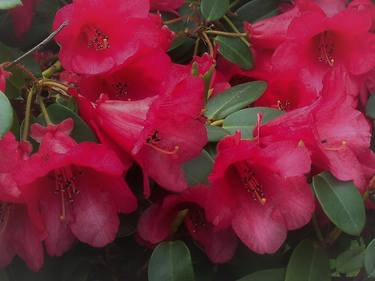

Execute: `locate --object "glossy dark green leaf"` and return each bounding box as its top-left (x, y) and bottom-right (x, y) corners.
top-left (236, 268), bottom-right (285, 281)
top-left (366, 94), bottom-right (375, 119)
top-left (365, 239), bottom-right (375, 277)
top-left (237, 0), bottom-right (279, 22)
top-left (148, 241), bottom-right (195, 281)
top-left (285, 240), bottom-right (331, 281)
top-left (336, 248), bottom-right (365, 274)
top-left (0, 91), bottom-right (13, 137)
top-left (183, 149), bottom-right (214, 185)
top-left (0, 269), bottom-right (10, 281)
top-left (215, 36), bottom-right (253, 70)
top-left (201, 0), bottom-right (229, 21)
top-left (312, 172), bottom-right (366, 236)
top-left (223, 107), bottom-right (283, 138)
top-left (0, 0), bottom-right (22, 9)
top-left (205, 81), bottom-right (266, 120)
top-left (36, 104), bottom-right (97, 143)
top-left (206, 125), bottom-right (230, 142)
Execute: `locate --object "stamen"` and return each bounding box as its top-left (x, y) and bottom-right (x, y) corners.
top-left (277, 99), bottom-right (291, 111)
top-left (54, 167), bottom-right (81, 221)
top-left (317, 31), bottom-right (335, 67)
top-left (324, 140), bottom-right (347, 151)
top-left (112, 82), bottom-right (128, 98)
top-left (237, 163), bottom-right (267, 205)
top-left (83, 26), bottom-right (110, 51)
top-left (146, 130), bottom-right (180, 155)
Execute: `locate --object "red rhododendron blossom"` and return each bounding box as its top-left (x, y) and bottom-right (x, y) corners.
top-left (258, 68), bottom-right (375, 190)
top-left (138, 186), bottom-right (238, 263)
top-left (53, 0), bottom-right (173, 75)
top-left (0, 68), bottom-right (10, 93)
top-left (77, 51), bottom-right (172, 102)
top-left (150, 0), bottom-right (185, 11)
top-left (272, 7), bottom-right (375, 94)
top-left (9, 0), bottom-right (39, 40)
top-left (206, 132), bottom-right (314, 254)
top-left (0, 133), bottom-right (44, 271)
top-left (91, 75), bottom-right (207, 192)
top-left (15, 119), bottom-right (137, 256)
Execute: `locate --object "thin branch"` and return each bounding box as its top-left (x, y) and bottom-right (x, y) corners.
top-left (6, 21), bottom-right (69, 69)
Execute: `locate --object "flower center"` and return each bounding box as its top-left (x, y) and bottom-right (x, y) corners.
top-left (112, 82), bottom-right (128, 98)
top-left (145, 130), bottom-right (180, 155)
top-left (54, 167), bottom-right (81, 220)
top-left (83, 26), bottom-right (110, 51)
top-left (317, 31), bottom-right (335, 66)
top-left (236, 162), bottom-right (266, 205)
top-left (188, 208), bottom-right (207, 233)
top-left (0, 203), bottom-right (10, 235)
top-left (276, 99), bottom-right (291, 111)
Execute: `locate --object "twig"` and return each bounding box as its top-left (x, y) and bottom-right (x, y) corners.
top-left (6, 21), bottom-right (69, 69)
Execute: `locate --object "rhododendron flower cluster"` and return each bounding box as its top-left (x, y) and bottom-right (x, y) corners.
top-left (1, 0), bottom-right (375, 280)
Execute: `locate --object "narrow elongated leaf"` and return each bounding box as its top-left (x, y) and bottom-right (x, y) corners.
top-left (285, 240), bottom-right (330, 281)
top-left (237, 0), bottom-right (279, 22)
top-left (201, 0), bottom-right (229, 21)
top-left (206, 125), bottom-right (230, 142)
top-left (0, 0), bottom-right (22, 9)
top-left (205, 81), bottom-right (266, 120)
top-left (312, 172), bottom-right (366, 236)
top-left (148, 241), bottom-right (195, 281)
top-left (183, 149), bottom-right (214, 185)
top-left (36, 104), bottom-right (97, 143)
top-left (0, 91), bottom-right (13, 137)
top-left (215, 36), bottom-right (253, 70)
top-left (236, 268), bottom-right (285, 281)
top-left (336, 248), bottom-right (365, 274)
top-left (365, 239), bottom-right (375, 277)
top-left (223, 107), bottom-right (283, 138)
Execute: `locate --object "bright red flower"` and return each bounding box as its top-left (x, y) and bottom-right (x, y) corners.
top-left (138, 186), bottom-right (238, 263)
top-left (91, 75), bottom-right (207, 193)
top-left (258, 67), bottom-right (375, 191)
top-left (272, 6), bottom-right (375, 94)
top-left (77, 51), bottom-right (172, 102)
top-left (53, 0), bottom-right (173, 74)
top-left (206, 132), bottom-right (314, 254)
top-left (15, 119), bottom-right (137, 256)
top-left (0, 68), bottom-right (10, 93)
top-left (0, 133), bottom-right (44, 271)
top-left (150, 0), bottom-right (185, 11)
top-left (9, 0), bottom-right (39, 40)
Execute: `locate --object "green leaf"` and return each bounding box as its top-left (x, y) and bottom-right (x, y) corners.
top-left (201, 0), bottom-right (229, 21)
top-left (285, 240), bottom-right (331, 281)
top-left (205, 81), bottom-right (266, 120)
top-left (215, 36), bottom-right (253, 70)
top-left (0, 269), bottom-right (10, 281)
top-left (223, 107), bottom-right (283, 138)
top-left (0, 91), bottom-right (13, 137)
top-left (183, 149), bottom-right (214, 185)
top-left (206, 125), bottom-right (230, 142)
top-left (366, 94), bottom-right (375, 119)
top-left (365, 239), bottom-right (375, 277)
top-left (0, 0), bottom-right (22, 9)
top-left (36, 104), bottom-right (97, 143)
top-left (236, 268), bottom-right (285, 281)
top-left (237, 0), bottom-right (279, 22)
top-left (148, 241), bottom-right (195, 281)
top-left (312, 172), bottom-right (366, 236)
top-left (336, 248), bottom-right (365, 274)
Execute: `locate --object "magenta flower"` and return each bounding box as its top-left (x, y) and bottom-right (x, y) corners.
top-left (206, 133), bottom-right (314, 254)
top-left (16, 119), bottom-right (137, 256)
top-left (138, 186), bottom-right (238, 263)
